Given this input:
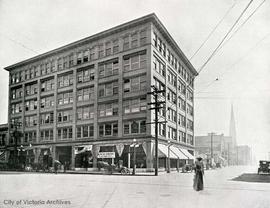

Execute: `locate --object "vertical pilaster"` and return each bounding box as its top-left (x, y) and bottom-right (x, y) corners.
top-left (93, 63), bottom-right (98, 140)
top-left (146, 141), bottom-right (153, 171)
top-left (36, 79), bottom-right (41, 144)
top-left (118, 55), bottom-right (123, 138)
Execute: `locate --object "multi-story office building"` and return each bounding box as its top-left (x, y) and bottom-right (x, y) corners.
top-left (4, 13), bottom-right (197, 171)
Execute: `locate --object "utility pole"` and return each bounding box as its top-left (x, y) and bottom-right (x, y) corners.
top-left (147, 85), bottom-right (166, 176)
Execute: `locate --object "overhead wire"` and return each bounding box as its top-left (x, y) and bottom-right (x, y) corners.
top-left (0, 32), bottom-right (39, 54)
top-left (195, 32), bottom-right (270, 95)
top-left (197, 0), bottom-right (254, 74)
top-left (217, 0), bottom-right (267, 54)
top-left (190, 1), bottom-right (237, 60)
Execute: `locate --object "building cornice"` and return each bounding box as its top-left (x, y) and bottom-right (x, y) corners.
top-left (4, 13), bottom-right (197, 76)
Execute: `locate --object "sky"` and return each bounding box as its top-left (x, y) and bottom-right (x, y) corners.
top-left (0, 0), bottom-right (269, 160)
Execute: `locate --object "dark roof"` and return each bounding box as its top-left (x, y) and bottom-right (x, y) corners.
top-left (4, 13), bottom-right (198, 75)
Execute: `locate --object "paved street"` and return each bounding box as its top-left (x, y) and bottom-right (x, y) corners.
top-left (0, 166), bottom-right (270, 208)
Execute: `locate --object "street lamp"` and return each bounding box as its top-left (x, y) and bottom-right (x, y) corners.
top-left (130, 139), bottom-right (139, 175)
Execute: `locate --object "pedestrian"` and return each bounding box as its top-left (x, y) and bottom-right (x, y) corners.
top-left (54, 160), bottom-right (61, 174)
top-left (193, 157), bottom-right (204, 191)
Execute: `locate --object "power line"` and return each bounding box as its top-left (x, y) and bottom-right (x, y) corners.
top-left (197, 0), bottom-right (254, 74)
top-left (190, 2), bottom-right (237, 60)
top-left (195, 32), bottom-right (270, 94)
top-left (219, 0), bottom-right (267, 52)
top-left (0, 33), bottom-right (39, 54)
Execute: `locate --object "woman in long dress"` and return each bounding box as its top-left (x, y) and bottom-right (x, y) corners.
top-left (193, 157), bottom-right (204, 191)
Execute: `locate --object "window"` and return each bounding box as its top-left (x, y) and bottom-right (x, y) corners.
top-left (57, 57), bottom-right (63, 70)
top-left (99, 123), bottom-right (118, 137)
top-left (83, 50), bottom-right (89, 62)
top-left (58, 92), bottom-right (73, 105)
top-left (178, 114), bottom-right (186, 127)
top-left (123, 120), bottom-right (146, 135)
top-left (69, 53), bottom-right (74, 67)
top-left (98, 44), bottom-right (104, 58)
top-left (40, 112), bottom-right (54, 125)
top-left (58, 73), bottom-right (73, 88)
top-left (187, 119), bottom-right (193, 131)
top-left (25, 115), bottom-right (37, 127)
top-left (153, 32), bottom-right (158, 47)
top-left (77, 106), bottom-right (94, 120)
top-left (123, 97), bottom-right (146, 114)
top-left (178, 79), bottom-right (186, 95)
top-left (179, 131), bottom-right (186, 143)
top-left (11, 103), bottom-right (23, 114)
top-left (11, 88), bottom-right (23, 100)
top-left (153, 77), bottom-right (165, 96)
top-left (25, 83), bottom-right (38, 96)
top-left (25, 99), bottom-right (37, 111)
top-left (90, 47), bottom-right (95, 60)
top-left (77, 65), bottom-right (95, 83)
top-left (98, 81), bottom-right (118, 97)
top-left (77, 52), bottom-right (82, 64)
top-left (187, 89), bottom-right (193, 102)
top-left (105, 42), bottom-right (112, 56)
top-left (123, 36), bottom-right (129, 50)
top-left (123, 51), bottom-right (146, 71)
top-left (140, 29), bottom-right (147, 45)
top-left (41, 96), bottom-right (54, 109)
top-left (153, 56), bottom-right (165, 77)
top-left (167, 89), bottom-right (176, 104)
top-left (113, 40), bottom-right (119, 54)
top-left (131, 33), bottom-right (138, 48)
top-left (168, 126), bottom-right (177, 140)
top-left (167, 108), bottom-right (177, 122)
top-left (76, 124), bottom-right (94, 139)
top-left (123, 75), bottom-right (146, 93)
top-left (98, 60), bottom-right (119, 78)
top-left (98, 103), bottom-right (118, 117)
top-left (77, 87), bottom-right (94, 102)
top-left (159, 123), bottom-right (166, 136)
top-left (187, 104), bottom-right (193, 116)
top-left (41, 78), bottom-right (55, 92)
top-left (57, 127), bottom-right (72, 140)
top-left (58, 110), bottom-right (73, 123)
top-left (178, 97), bottom-right (186, 111)
top-left (40, 129), bottom-right (53, 141)
top-left (167, 69), bottom-right (177, 87)
top-left (24, 131), bottom-right (37, 143)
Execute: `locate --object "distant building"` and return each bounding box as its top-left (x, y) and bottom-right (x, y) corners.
top-left (236, 145), bottom-right (251, 165)
top-left (195, 133), bottom-right (227, 166)
top-left (3, 14), bottom-right (197, 171)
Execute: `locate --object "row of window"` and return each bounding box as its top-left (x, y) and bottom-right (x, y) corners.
top-left (17, 123), bottom-right (193, 144)
top-left (153, 31), bottom-right (194, 88)
top-left (10, 28), bottom-right (147, 85)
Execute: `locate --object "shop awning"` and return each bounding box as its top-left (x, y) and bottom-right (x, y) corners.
top-left (180, 148), bottom-right (195, 160)
top-left (170, 146), bottom-right (188, 159)
top-left (158, 143), bottom-right (168, 157)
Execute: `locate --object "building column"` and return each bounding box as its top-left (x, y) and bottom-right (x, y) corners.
top-left (146, 141), bottom-right (153, 171)
top-left (92, 144), bottom-right (99, 169)
top-left (71, 145), bottom-right (75, 170)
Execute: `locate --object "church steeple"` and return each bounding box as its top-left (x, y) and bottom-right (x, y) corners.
top-left (229, 104), bottom-right (237, 147)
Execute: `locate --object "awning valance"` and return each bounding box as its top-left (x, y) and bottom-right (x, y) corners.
top-left (180, 148), bottom-right (195, 160)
